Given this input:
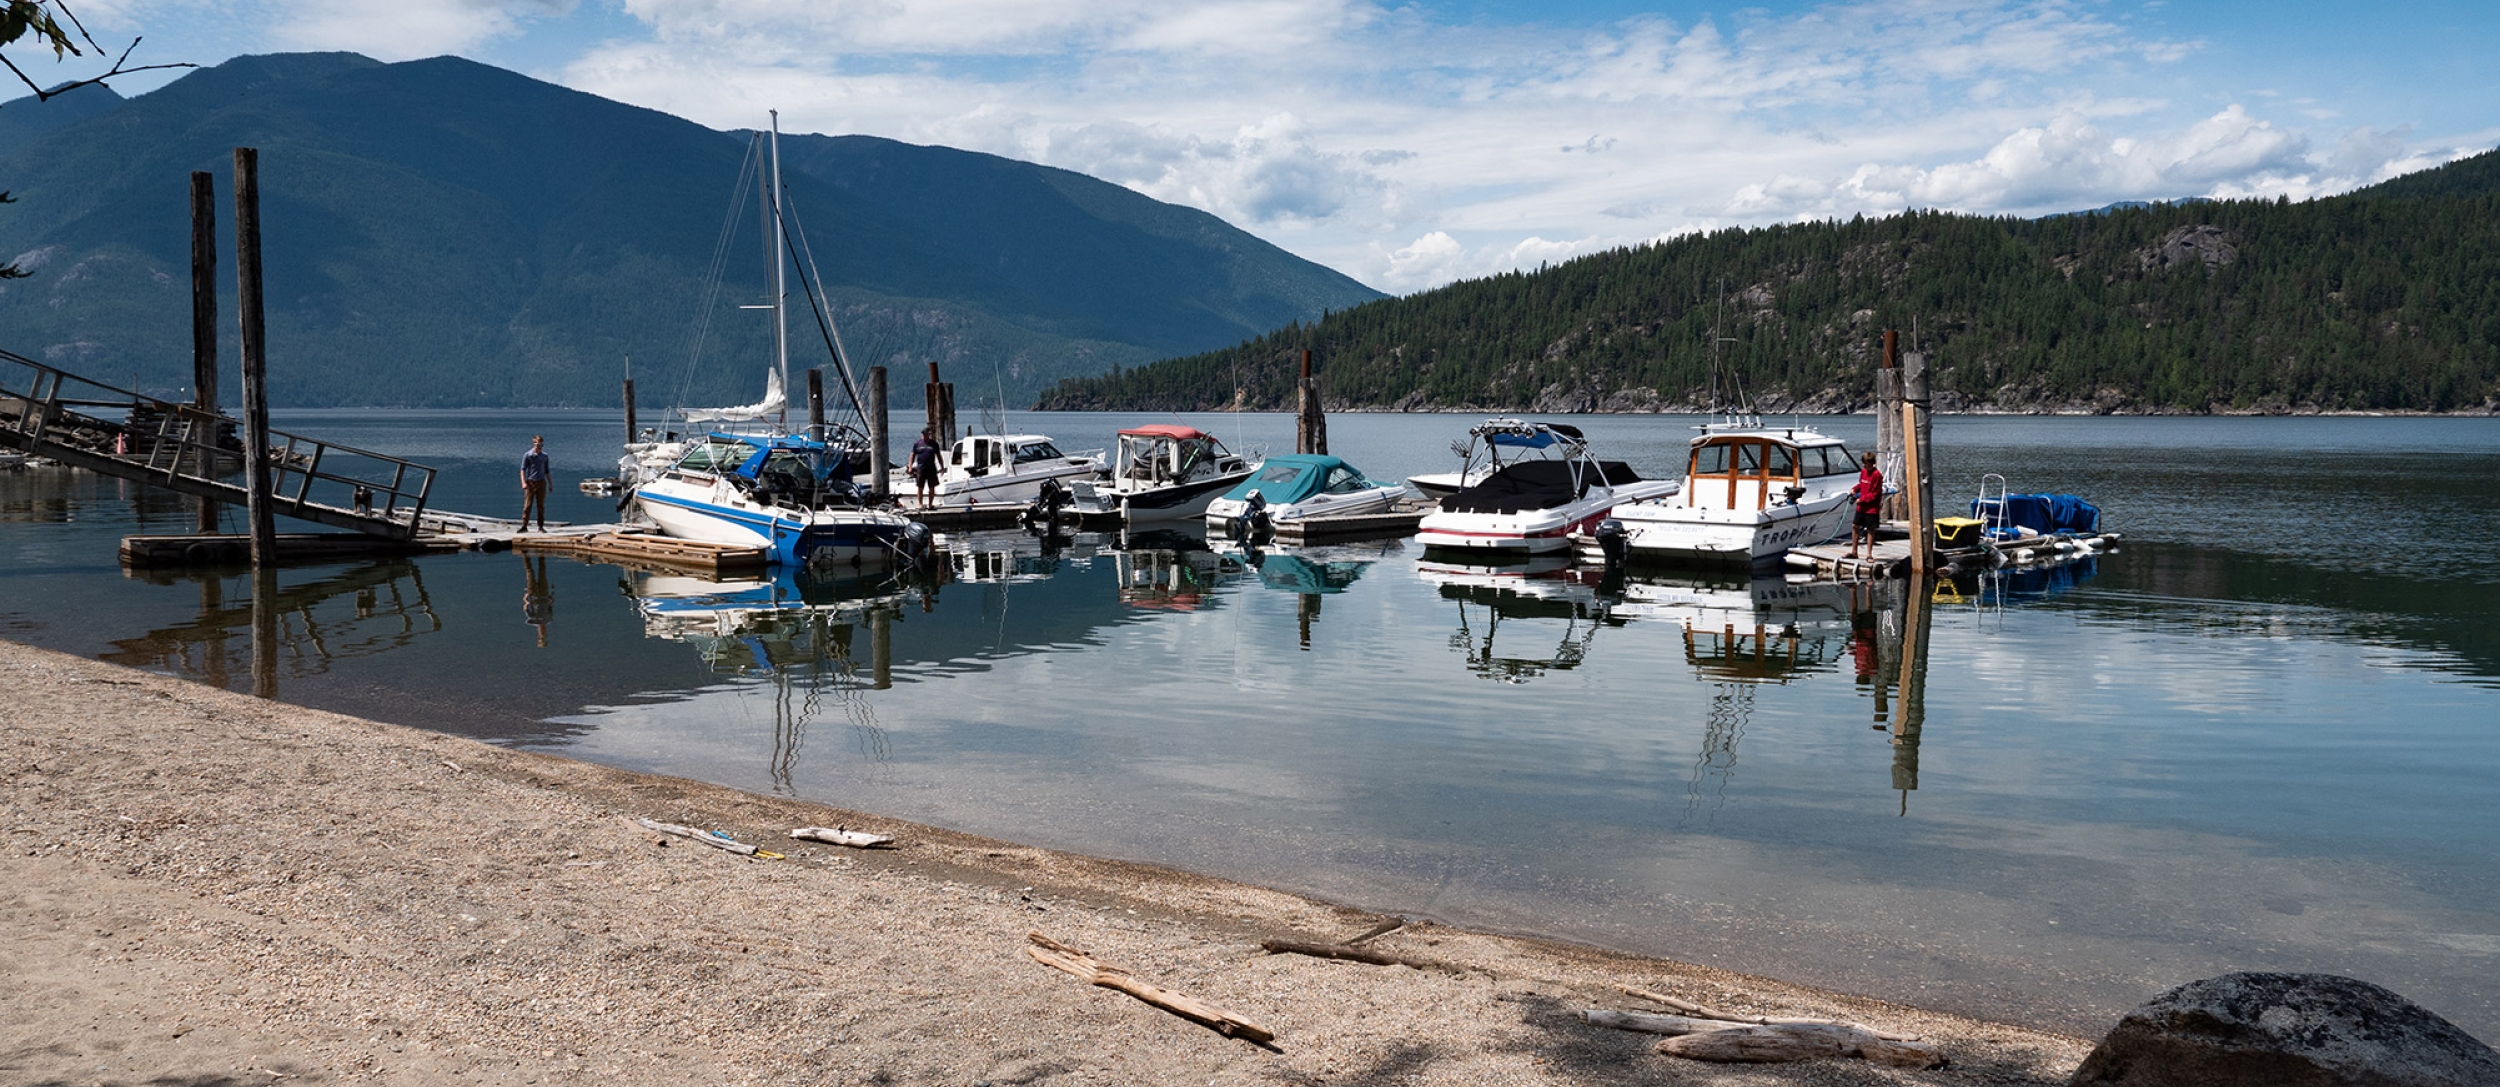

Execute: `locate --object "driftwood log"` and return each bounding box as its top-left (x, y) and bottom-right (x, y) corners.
top-left (1657, 1023), bottom-right (1943, 1068)
top-left (1615, 984), bottom-right (1919, 1041)
top-left (1025, 933), bottom-right (1275, 1044)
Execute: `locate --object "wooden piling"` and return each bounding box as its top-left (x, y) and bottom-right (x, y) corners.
top-left (233, 147), bottom-right (277, 568)
top-left (1904, 347), bottom-right (1934, 535)
top-left (925, 362), bottom-right (957, 445)
top-left (622, 377), bottom-right (637, 445)
top-left (1875, 329), bottom-right (1901, 521)
top-left (189, 170), bottom-right (219, 534)
top-left (867, 365), bottom-right (890, 498)
top-left (1295, 348), bottom-right (1328, 455)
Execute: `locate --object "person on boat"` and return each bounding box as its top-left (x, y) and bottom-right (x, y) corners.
top-left (908, 427), bottom-right (942, 507)
top-left (1850, 450), bottom-right (1883, 560)
top-left (519, 435), bottom-right (551, 533)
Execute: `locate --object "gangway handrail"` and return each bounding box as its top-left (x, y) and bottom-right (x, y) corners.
top-left (0, 349), bottom-right (436, 539)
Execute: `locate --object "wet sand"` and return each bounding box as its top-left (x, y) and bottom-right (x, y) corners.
top-left (2, 638), bottom-right (2091, 1085)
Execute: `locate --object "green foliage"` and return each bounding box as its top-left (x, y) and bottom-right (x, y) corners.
top-left (1042, 152), bottom-right (2500, 415)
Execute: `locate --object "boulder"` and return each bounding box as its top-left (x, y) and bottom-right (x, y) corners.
top-left (2069, 973), bottom-right (2500, 1087)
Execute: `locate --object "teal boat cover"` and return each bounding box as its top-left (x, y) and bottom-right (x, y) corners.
top-left (1217, 454), bottom-right (1377, 506)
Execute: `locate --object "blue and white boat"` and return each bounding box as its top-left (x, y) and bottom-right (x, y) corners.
top-left (633, 433), bottom-right (921, 569)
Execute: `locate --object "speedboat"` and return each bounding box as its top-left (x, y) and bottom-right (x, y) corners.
top-left (1414, 421), bottom-right (1676, 554)
top-left (890, 432), bottom-right (1104, 510)
top-left (1204, 453), bottom-right (1405, 535)
top-left (631, 432), bottom-right (925, 570)
top-left (1064, 425), bottom-right (1255, 523)
top-left (1409, 418), bottom-right (1566, 501)
top-left (1587, 419), bottom-right (1859, 567)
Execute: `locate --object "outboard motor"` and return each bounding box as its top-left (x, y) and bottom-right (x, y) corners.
top-left (896, 520), bottom-right (935, 567)
top-left (1022, 478), bottom-right (1072, 533)
top-left (1594, 517), bottom-right (1629, 569)
top-left (1230, 491), bottom-right (1271, 543)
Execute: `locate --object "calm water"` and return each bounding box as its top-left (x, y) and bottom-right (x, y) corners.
top-left (4, 410), bottom-right (2496, 1039)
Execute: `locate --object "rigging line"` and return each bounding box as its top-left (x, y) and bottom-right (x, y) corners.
top-left (777, 193), bottom-right (871, 420)
top-left (676, 134), bottom-right (763, 417)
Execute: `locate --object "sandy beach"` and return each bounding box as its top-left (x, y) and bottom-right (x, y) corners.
top-left (3, 637), bottom-right (2093, 1086)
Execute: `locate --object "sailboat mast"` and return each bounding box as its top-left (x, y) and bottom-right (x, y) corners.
top-left (768, 110), bottom-right (791, 432)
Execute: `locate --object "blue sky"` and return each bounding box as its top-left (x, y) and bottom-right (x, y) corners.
top-left (19, 0), bottom-right (2499, 293)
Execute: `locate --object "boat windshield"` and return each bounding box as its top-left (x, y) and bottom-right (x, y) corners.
top-left (671, 438), bottom-right (751, 475)
top-left (1013, 441), bottom-right (1065, 464)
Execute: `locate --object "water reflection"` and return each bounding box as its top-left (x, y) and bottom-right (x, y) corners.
top-left (1417, 556), bottom-right (1619, 682)
top-left (102, 560), bottom-right (444, 699)
top-left (1227, 540), bottom-right (1403, 649)
top-left (627, 568), bottom-right (914, 793)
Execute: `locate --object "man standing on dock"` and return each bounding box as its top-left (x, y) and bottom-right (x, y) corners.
top-left (520, 435), bottom-right (551, 533)
top-left (1850, 450), bottom-right (1883, 560)
top-left (908, 427), bottom-right (942, 508)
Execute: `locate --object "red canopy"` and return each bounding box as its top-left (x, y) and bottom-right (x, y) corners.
top-left (1117, 424), bottom-right (1209, 441)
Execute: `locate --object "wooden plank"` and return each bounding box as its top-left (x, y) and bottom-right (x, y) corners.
top-left (1025, 933), bottom-right (1274, 1043)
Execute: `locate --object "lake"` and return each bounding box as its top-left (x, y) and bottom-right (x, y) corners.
top-left (4, 409), bottom-right (2495, 1039)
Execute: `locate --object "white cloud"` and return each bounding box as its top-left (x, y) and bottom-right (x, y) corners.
top-left (275, 0), bottom-right (575, 59)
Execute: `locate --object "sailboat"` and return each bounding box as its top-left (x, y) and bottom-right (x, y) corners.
top-left (629, 113), bottom-right (924, 571)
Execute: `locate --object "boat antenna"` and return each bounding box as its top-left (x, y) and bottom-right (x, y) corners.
top-left (768, 110), bottom-right (792, 432)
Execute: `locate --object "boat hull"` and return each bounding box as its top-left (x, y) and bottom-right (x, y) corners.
top-left (1072, 468), bottom-right (1256, 523)
top-left (1595, 492), bottom-right (1853, 567)
top-left (634, 478), bottom-right (912, 567)
top-left (1205, 483), bottom-right (1405, 532)
top-left (1417, 480), bottom-right (1678, 554)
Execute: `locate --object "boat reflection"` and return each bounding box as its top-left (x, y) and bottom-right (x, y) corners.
top-left (1105, 526), bottom-right (1239, 612)
top-left (1416, 555), bottom-right (1620, 682)
top-left (627, 567), bottom-right (915, 793)
top-left (1223, 540), bottom-right (1404, 649)
top-left (100, 559), bottom-right (443, 699)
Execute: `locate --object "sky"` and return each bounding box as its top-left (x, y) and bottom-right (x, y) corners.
top-left (18, 0), bottom-right (2500, 294)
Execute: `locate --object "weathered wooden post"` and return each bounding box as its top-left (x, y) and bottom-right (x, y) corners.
top-left (622, 375), bottom-right (637, 446)
top-left (869, 605), bottom-right (892, 690)
top-left (925, 362), bottom-right (957, 445)
top-left (867, 365), bottom-right (890, 499)
top-left (806, 368), bottom-right (826, 434)
top-left (1295, 348), bottom-right (1328, 455)
top-left (1903, 346), bottom-right (1934, 572)
top-left (1875, 329), bottom-right (1902, 521)
top-left (189, 170), bottom-right (219, 533)
top-left (233, 147), bottom-right (277, 569)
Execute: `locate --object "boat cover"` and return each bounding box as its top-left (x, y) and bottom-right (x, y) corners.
top-left (1438, 459), bottom-right (1643, 514)
top-left (1217, 454), bottom-right (1361, 505)
top-left (1974, 493), bottom-right (2100, 536)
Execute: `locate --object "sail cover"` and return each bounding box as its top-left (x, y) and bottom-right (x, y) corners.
top-left (682, 369), bottom-right (786, 424)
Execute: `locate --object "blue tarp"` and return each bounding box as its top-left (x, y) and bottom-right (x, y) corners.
top-left (1973, 493), bottom-right (2099, 537)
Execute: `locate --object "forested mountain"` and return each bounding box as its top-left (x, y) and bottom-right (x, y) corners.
top-left (1040, 148), bottom-right (2500, 415)
top-left (0, 53), bottom-right (1382, 408)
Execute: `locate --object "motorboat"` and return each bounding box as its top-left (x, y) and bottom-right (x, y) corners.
top-left (1064, 425), bottom-right (1255, 523)
top-left (1409, 417), bottom-right (1567, 501)
top-left (1587, 419), bottom-right (1860, 567)
top-left (1414, 421), bottom-right (1676, 554)
top-left (631, 432), bottom-right (925, 570)
top-left (890, 432), bottom-right (1104, 510)
top-left (1203, 453), bottom-right (1405, 535)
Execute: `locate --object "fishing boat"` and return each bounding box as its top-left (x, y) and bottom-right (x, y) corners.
top-left (890, 432), bottom-right (1104, 510)
top-left (1414, 421), bottom-right (1676, 554)
top-left (1063, 425), bottom-right (1255, 523)
top-left (1408, 418), bottom-right (1566, 501)
top-left (1585, 419), bottom-right (1861, 567)
top-left (627, 113), bottom-right (921, 570)
top-left (1203, 453), bottom-right (1405, 535)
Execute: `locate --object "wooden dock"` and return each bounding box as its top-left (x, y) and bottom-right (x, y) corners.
top-left (1786, 538), bottom-right (1913, 580)
top-left (119, 532), bottom-right (458, 569)
top-left (509, 531), bottom-right (767, 579)
top-left (1273, 499), bottom-right (1432, 545)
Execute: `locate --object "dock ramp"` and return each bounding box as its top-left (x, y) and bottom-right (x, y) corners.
top-left (1, 350), bottom-right (434, 540)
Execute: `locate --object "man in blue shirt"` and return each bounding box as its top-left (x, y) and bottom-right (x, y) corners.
top-left (520, 435), bottom-right (551, 532)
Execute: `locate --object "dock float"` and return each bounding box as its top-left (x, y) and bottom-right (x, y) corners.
top-left (119, 532), bottom-right (459, 569)
top-left (1786, 538), bottom-right (1914, 580)
top-left (510, 531), bottom-right (767, 579)
top-left (1273, 499), bottom-right (1433, 545)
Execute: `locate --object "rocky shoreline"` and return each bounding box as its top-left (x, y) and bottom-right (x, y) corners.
top-left (2, 638), bottom-right (2099, 1086)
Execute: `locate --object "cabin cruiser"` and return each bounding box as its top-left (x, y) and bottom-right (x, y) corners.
top-left (1204, 453), bottom-right (1405, 535)
top-left (631, 432), bottom-right (926, 570)
top-left (1064, 425), bottom-right (1255, 523)
top-left (1409, 417), bottom-right (1567, 501)
top-left (891, 432), bottom-right (1105, 510)
top-left (1414, 422), bottom-right (1677, 554)
top-left (1586, 420), bottom-right (1859, 567)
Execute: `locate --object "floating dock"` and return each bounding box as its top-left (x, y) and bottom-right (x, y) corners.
top-left (1273, 499), bottom-right (1433, 545)
top-left (119, 532), bottom-right (458, 569)
top-left (510, 531), bottom-right (767, 579)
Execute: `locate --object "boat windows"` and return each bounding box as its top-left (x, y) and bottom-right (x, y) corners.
top-left (1013, 441), bottom-right (1064, 464)
top-left (1257, 464), bottom-right (1304, 483)
top-left (1762, 443), bottom-right (1795, 477)
top-left (1693, 442), bottom-right (1731, 475)
top-left (1322, 466), bottom-right (1370, 493)
top-left (672, 438), bottom-right (749, 475)
top-left (1735, 443), bottom-right (1764, 473)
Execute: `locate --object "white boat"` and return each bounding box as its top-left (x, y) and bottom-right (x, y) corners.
top-left (1409, 417), bottom-right (1566, 501)
top-left (890, 432), bottom-right (1104, 510)
top-left (1587, 419), bottom-right (1860, 567)
top-left (1204, 453), bottom-right (1405, 535)
top-left (1064, 425), bottom-right (1255, 523)
top-left (1414, 421), bottom-right (1677, 554)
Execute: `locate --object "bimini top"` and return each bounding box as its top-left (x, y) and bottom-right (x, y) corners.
top-left (1117, 424), bottom-right (1212, 442)
top-left (1216, 454), bottom-right (1368, 506)
top-left (1439, 459), bottom-right (1641, 514)
top-left (1470, 419), bottom-right (1585, 449)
